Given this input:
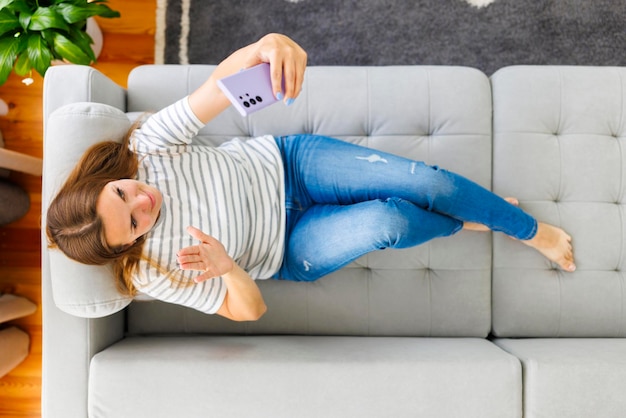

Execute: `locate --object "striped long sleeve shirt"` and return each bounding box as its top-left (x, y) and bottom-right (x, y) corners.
top-left (129, 97), bottom-right (285, 314)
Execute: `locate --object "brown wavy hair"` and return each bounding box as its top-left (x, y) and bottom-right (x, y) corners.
top-left (46, 128), bottom-right (145, 296)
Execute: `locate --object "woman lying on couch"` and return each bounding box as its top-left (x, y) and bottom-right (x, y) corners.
top-left (46, 33), bottom-right (575, 322)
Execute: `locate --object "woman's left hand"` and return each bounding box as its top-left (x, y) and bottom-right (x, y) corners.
top-left (177, 226), bottom-right (267, 321)
top-left (176, 226), bottom-right (234, 283)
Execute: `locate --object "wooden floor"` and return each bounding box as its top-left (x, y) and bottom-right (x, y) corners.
top-left (0, 1), bottom-right (155, 416)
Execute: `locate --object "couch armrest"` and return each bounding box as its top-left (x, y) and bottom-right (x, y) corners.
top-left (43, 65), bottom-right (126, 121)
top-left (41, 265), bottom-right (125, 418)
top-left (42, 65), bottom-right (127, 418)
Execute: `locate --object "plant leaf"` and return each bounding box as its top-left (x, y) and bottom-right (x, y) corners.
top-left (13, 51), bottom-right (31, 76)
top-left (84, 3), bottom-right (121, 19)
top-left (52, 0), bottom-right (120, 20)
top-left (52, 31), bottom-right (91, 65)
top-left (18, 11), bottom-right (32, 31)
top-left (0, 35), bottom-right (20, 85)
top-left (0, 9), bottom-right (21, 37)
top-left (0, 0), bottom-right (13, 10)
top-left (29, 7), bottom-right (70, 32)
top-left (10, 0), bottom-right (35, 15)
top-left (51, 0), bottom-right (83, 4)
top-left (67, 24), bottom-right (96, 62)
top-left (26, 33), bottom-right (52, 76)
top-left (54, 4), bottom-right (91, 24)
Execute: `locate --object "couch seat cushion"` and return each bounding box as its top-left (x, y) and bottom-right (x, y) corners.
top-left (495, 338), bottom-right (626, 418)
top-left (90, 336), bottom-right (521, 418)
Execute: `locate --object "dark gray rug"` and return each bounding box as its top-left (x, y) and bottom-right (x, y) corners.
top-left (157, 0), bottom-right (625, 75)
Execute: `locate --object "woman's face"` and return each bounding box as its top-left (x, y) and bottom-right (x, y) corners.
top-left (96, 179), bottom-right (162, 247)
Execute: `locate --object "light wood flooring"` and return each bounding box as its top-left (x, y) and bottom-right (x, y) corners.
top-left (0, 1), bottom-right (155, 416)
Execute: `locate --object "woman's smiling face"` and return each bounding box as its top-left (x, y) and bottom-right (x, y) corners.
top-left (96, 179), bottom-right (162, 248)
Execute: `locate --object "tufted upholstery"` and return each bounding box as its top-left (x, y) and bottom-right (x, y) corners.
top-left (46, 65), bottom-right (495, 336)
top-left (42, 64), bottom-right (626, 418)
top-left (490, 66), bottom-right (626, 418)
top-left (126, 66), bottom-right (494, 337)
top-left (491, 66), bottom-right (626, 337)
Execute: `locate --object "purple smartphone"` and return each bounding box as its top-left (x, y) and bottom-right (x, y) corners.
top-left (217, 63), bottom-right (279, 116)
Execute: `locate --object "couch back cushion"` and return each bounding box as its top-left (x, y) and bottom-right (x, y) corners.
top-left (125, 65), bottom-right (493, 337)
top-left (492, 66), bottom-right (626, 337)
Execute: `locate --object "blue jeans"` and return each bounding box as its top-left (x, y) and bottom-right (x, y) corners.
top-left (273, 135), bottom-right (537, 282)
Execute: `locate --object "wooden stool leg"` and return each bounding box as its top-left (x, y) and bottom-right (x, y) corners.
top-left (0, 295), bottom-right (37, 323)
top-left (0, 148), bottom-right (42, 176)
top-left (0, 327), bottom-right (30, 378)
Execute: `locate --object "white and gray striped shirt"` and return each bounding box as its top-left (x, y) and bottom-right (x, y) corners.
top-left (130, 97), bottom-right (285, 314)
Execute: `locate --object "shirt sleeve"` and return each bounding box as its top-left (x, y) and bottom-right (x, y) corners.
top-left (130, 96), bottom-right (205, 151)
top-left (135, 266), bottom-right (228, 315)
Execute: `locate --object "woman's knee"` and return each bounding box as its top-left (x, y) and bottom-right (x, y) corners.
top-left (370, 197), bottom-right (462, 245)
top-left (361, 198), bottom-right (415, 246)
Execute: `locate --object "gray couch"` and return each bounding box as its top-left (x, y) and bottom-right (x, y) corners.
top-left (42, 64), bottom-right (626, 418)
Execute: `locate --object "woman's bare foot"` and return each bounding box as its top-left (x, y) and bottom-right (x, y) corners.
top-left (522, 222), bottom-right (576, 272)
top-left (462, 197), bottom-right (520, 232)
top-left (459, 197), bottom-right (575, 271)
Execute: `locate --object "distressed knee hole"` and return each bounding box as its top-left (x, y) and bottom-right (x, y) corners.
top-left (356, 154), bottom-right (388, 164)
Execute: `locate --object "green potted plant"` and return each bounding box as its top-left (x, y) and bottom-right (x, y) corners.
top-left (0, 0), bottom-right (120, 86)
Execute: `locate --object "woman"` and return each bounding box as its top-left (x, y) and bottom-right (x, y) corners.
top-left (47, 34), bottom-right (575, 322)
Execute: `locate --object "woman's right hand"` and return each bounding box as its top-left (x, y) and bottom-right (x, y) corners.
top-left (188, 33), bottom-right (307, 123)
top-left (241, 33), bottom-right (308, 104)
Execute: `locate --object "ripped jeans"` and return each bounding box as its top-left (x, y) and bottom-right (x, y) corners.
top-left (273, 135), bottom-right (537, 282)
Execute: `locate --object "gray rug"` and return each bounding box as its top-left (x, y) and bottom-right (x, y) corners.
top-left (156, 0), bottom-right (625, 75)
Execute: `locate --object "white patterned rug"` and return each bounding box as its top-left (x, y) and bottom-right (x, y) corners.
top-left (156, 0), bottom-right (625, 75)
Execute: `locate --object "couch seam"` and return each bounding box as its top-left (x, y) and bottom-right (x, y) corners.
top-left (427, 267), bottom-right (433, 337)
top-left (185, 65), bottom-right (191, 96)
top-left (366, 67), bottom-right (371, 138)
top-left (85, 318), bottom-right (92, 416)
top-left (618, 68), bottom-right (625, 137)
top-left (305, 278), bottom-right (310, 335)
top-left (87, 68), bottom-right (94, 103)
top-left (556, 68), bottom-right (564, 338)
top-left (618, 247), bottom-right (625, 337)
top-left (617, 195), bottom-right (625, 336)
top-left (426, 69), bottom-right (432, 139)
top-left (616, 70), bottom-right (625, 339)
top-left (556, 68), bottom-right (564, 202)
top-left (426, 68), bottom-right (433, 335)
top-left (305, 69), bottom-right (311, 134)
top-left (367, 262), bottom-right (372, 336)
top-left (616, 136), bottom-right (625, 269)
top-left (617, 113), bottom-right (626, 337)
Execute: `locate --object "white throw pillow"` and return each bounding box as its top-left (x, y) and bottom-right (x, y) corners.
top-left (44, 102), bottom-right (133, 318)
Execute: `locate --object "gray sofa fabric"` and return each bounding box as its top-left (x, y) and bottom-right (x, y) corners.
top-left (492, 66), bottom-right (626, 338)
top-left (42, 64), bottom-right (626, 418)
top-left (90, 337), bottom-right (520, 418)
top-left (495, 338), bottom-right (626, 418)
